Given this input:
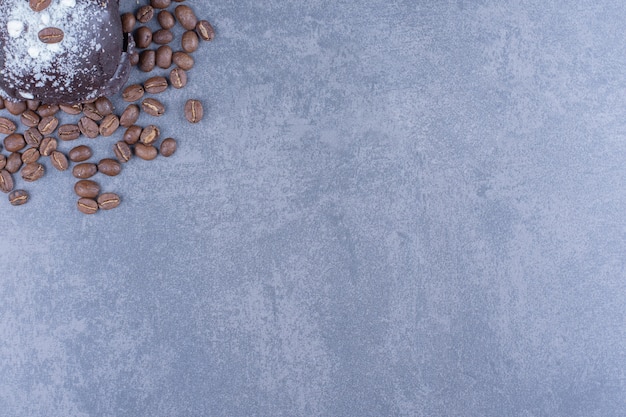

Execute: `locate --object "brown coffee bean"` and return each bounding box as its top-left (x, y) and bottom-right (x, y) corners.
top-left (9, 189), bottom-right (28, 206)
top-left (156, 45), bottom-right (173, 68)
top-left (21, 148), bottom-right (40, 164)
top-left (172, 51), bottom-right (194, 70)
top-left (120, 105), bottom-right (140, 127)
top-left (151, 0), bottom-right (170, 9)
top-left (78, 116), bottom-right (99, 138)
top-left (58, 124), bottom-right (80, 141)
top-left (95, 97), bottom-right (114, 116)
top-left (159, 138), bottom-right (177, 157)
top-left (99, 114), bottom-right (120, 137)
top-left (169, 67), bottom-right (187, 88)
top-left (97, 193), bottom-right (121, 210)
top-left (140, 125), bottom-right (160, 145)
top-left (5, 152), bottom-right (22, 174)
top-left (77, 197), bottom-right (98, 214)
top-left (196, 20), bottom-right (215, 41)
top-left (4, 133), bottom-right (26, 152)
top-left (29, 0), bottom-right (51, 12)
top-left (0, 154), bottom-right (6, 170)
top-left (21, 162), bottom-right (44, 182)
top-left (138, 49), bottom-right (156, 72)
top-left (136, 5), bottom-right (154, 23)
top-left (181, 30), bottom-right (199, 53)
top-left (74, 180), bottom-right (100, 198)
top-left (20, 110), bottom-right (40, 127)
top-left (82, 102), bottom-right (103, 121)
top-left (59, 103), bottom-right (82, 115)
top-left (184, 99), bottom-right (203, 123)
top-left (175, 5), bottom-right (197, 30)
top-left (38, 116), bottom-right (58, 135)
top-left (36, 103), bottom-right (58, 117)
top-left (38, 27), bottom-right (64, 43)
top-left (158, 10), bottom-right (175, 29)
top-left (26, 100), bottom-right (40, 111)
top-left (0, 98), bottom-right (5, 110)
top-left (153, 29), bottom-right (173, 45)
top-left (50, 150), bottom-right (69, 171)
top-left (144, 76), bottom-right (168, 94)
top-left (39, 137), bottom-right (57, 156)
top-left (0, 117), bottom-right (16, 134)
top-left (72, 163), bottom-right (97, 179)
top-left (123, 125), bottom-right (142, 144)
top-left (121, 12), bottom-right (136, 33)
top-left (0, 170), bottom-right (14, 193)
top-left (142, 98), bottom-right (165, 117)
top-left (113, 141), bottom-right (132, 163)
top-left (5, 100), bottom-right (26, 115)
top-left (130, 51), bottom-right (140, 66)
top-left (134, 26), bottom-right (152, 48)
top-left (24, 128), bottom-right (42, 147)
top-left (122, 84), bottom-right (145, 102)
top-left (97, 159), bottom-right (122, 176)
top-left (68, 145), bottom-right (92, 162)
top-left (135, 143), bottom-right (158, 160)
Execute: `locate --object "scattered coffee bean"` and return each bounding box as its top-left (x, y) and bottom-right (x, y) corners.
top-left (50, 150), bottom-right (69, 171)
top-left (153, 29), bottom-right (173, 45)
top-left (123, 125), bottom-right (142, 144)
top-left (82, 102), bottom-right (103, 121)
top-left (122, 84), bottom-right (145, 102)
top-left (5, 152), bottom-right (22, 174)
top-left (24, 128), bottom-right (43, 147)
top-left (99, 114), bottom-right (120, 137)
top-left (182, 30), bottom-right (199, 53)
top-left (113, 141), bottom-right (132, 163)
top-left (38, 27), bottom-right (64, 43)
top-left (120, 104), bottom-right (140, 127)
top-left (172, 51), bottom-right (194, 70)
top-left (169, 67), bottom-right (187, 88)
top-left (136, 5), bottom-right (154, 23)
top-left (58, 124), bottom-right (80, 141)
top-left (97, 159), bottom-right (122, 176)
top-left (175, 5), bottom-right (198, 30)
top-left (144, 76), bottom-right (168, 94)
top-left (97, 193), bottom-right (121, 210)
top-left (0, 169), bottom-right (13, 193)
top-left (20, 110), bottom-right (40, 127)
top-left (29, 0), bottom-right (51, 12)
top-left (77, 197), bottom-right (98, 214)
top-left (140, 125), bottom-right (160, 145)
top-left (39, 137), bottom-right (57, 156)
top-left (5, 100), bottom-right (26, 116)
top-left (72, 163), bottom-right (97, 179)
top-left (121, 12), bottom-right (136, 33)
top-left (159, 138), bottom-right (177, 157)
top-left (59, 103), bottom-right (83, 115)
top-left (36, 103), bottom-right (58, 117)
top-left (4, 133), bottom-right (26, 152)
top-left (9, 189), bottom-right (28, 206)
top-left (68, 145), bottom-right (93, 162)
top-left (26, 100), bottom-right (40, 111)
top-left (21, 162), bottom-right (45, 182)
top-left (134, 26), bottom-right (152, 49)
top-left (38, 116), bottom-right (58, 135)
top-left (142, 98), bottom-right (165, 117)
top-left (196, 20), bottom-right (215, 41)
top-left (21, 148), bottom-right (40, 164)
top-left (78, 116), bottom-right (99, 138)
top-left (156, 45), bottom-right (173, 68)
top-left (0, 154), bottom-right (6, 170)
top-left (138, 49), bottom-right (156, 72)
top-left (184, 99), bottom-right (203, 123)
top-left (158, 10), bottom-right (175, 29)
top-left (0, 98), bottom-right (5, 110)
top-left (74, 180), bottom-right (100, 198)
top-left (130, 51), bottom-right (140, 66)
top-left (151, 0), bottom-right (170, 9)
top-left (135, 143), bottom-right (158, 160)
top-left (0, 117), bottom-right (16, 134)
top-left (95, 97), bottom-right (114, 116)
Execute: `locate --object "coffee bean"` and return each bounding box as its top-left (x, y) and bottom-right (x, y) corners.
top-left (24, 127), bottom-right (42, 147)
top-left (153, 29), bottom-right (173, 45)
top-left (138, 50), bottom-right (156, 72)
top-left (36, 103), bottom-right (58, 117)
top-left (59, 102), bottom-right (83, 115)
top-left (140, 125), bottom-right (160, 145)
top-left (99, 114), bottom-right (120, 137)
top-left (130, 51), bottom-right (140, 66)
top-left (74, 180), bottom-right (100, 198)
top-left (122, 84), bottom-right (145, 102)
top-left (21, 148), bottom-right (40, 164)
top-left (136, 5), bottom-right (154, 23)
top-left (38, 27), bottom-right (64, 43)
top-left (58, 124), bottom-right (80, 141)
top-left (26, 100), bottom-right (40, 111)
top-left (113, 141), bottom-right (132, 163)
top-left (120, 104), bottom-right (140, 127)
top-left (95, 97), bottom-right (114, 116)
top-left (123, 125), bottom-right (142, 144)
top-left (4, 133), bottom-right (26, 152)
top-left (151, 0), bottom-right (170, 9)
top-left (68, 145), bottom-right (92, 162)
top-left (135, 143), bottom-right (158, 160)
top-left (5, 152), bottom-right (22, 174)
top-left (72, 163), bottom-right (97, 179)
top-left (9, 189), bottom-right (28, 206)
top-left (0, 154), bottom-right (6, 170)
top-left (97, 193), bottom-right (121, 210)
top-left (38, 115), bottom-right (58, 135)
top-left (175, 5), bottom-right (197, 30)
top-left (121, 12), bottom-right (136, 33)
top-left (97, 159), bottom-right (122, 176)
top-left (21, 162), bottom-right (44, 182)
top-left (29, 0), bottom-right (51, 12)
top-left (0, 117), bottom-right (16, 134)
top-left (77, 197), bottom-right (98, 214)
top-left (50, 150), bottom-right (69, 171)
top-left (196, 20), bottom-right (215, 41)
top-left (142, 98), bottom-right (165, 117)
top-left (5, 100), bottom-right (26, 115)
top-left (156, 45), bottom-right (173, 68)
top-left (0, 169), bottom-right (13, 193)
top-left (158, 10), bottom-right (175, 29)
top-left (184, 99), bottom-right (203, 123)
top-left (144, 76), bottom-right (168, 94)
top-left (39, 137), bottom-right (57, 156)
top-left (181, 30), bottom-right (199, 53)
top-left (160, 138), bottom-right (177, 157)
top-left (20, 110), bottom-right (40, 127)
top-left (0, 98), bottom-right (5, 110)
top-left (169, 67), bottom-right (187, 88)
top-left (172, 51), bottom-right (194, 70)
top-left (78, 116), bottom-right (99, 138)
top-left (82, 102), bottom-right (103, 121)
top-left (134, 26), bottom-right (152, 48)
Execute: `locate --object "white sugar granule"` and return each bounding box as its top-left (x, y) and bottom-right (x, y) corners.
top-left (6, 20), bottom-right (23, 38)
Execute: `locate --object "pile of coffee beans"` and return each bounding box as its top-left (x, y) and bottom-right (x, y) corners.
top-left (0, 0), bottom-right (214, 213)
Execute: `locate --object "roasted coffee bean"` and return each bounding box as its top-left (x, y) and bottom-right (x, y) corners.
top-left (120, 104), bottom-right (140, 127)
top-left (4, 133), bottom-right (26, 152)
top-left (74, 180), bottom-right (100, 198)
top-left (59, 102), bottom-right (82, 115)
top-left (169, 67), bottom-right (187, 88)
top-left (0, 97), bottom-right (5, 110)
top-left (78, 117), bottom-right (99, 138)
top-left (5, 100), bottom-right (27, 115)
top-left (122, 84), bottom-right (145, 102)
top-left (39, 137), bottom-right (57, 156)
top-left (20, 110), bottom-right (40, 127)
top-left (77, 197), bottom-right (98, 214)
top-left (135, 143), bottom-right (158, 160)
top-left (9, 189), bottom-right (28, 206)
top-left (142, 98), bottom-right (165, 117)
top-left (50, 150), bottom-right (69, 171)
top-left (123, 125), bottom-right (142, 144)
top-left (134, 26), bottom-right (152, 48)
top-left (144, 76), bottom-right (168, 94)
top-left (72, 163), bottom-right (97, 179)
top-left (0, 170), bottom-right (14, 193)
top-left (184, 99), bottom-right (203, 123)
top-left (21, 148), bottom-right (40, 164)
top-left (121, 12), bottom-right (136, 33)
top-left (58, 124), bottom-right (80, 141)
top-left (97, 193), bottom-right (121, 210)
top-left (0, 154), bottom-right (6, 170)
top-left (196, 20), bottom-right (215, 41)
top-left (159, 138), bottom-right (177, 157)
top-left (68, 145), bottom-right (92, 162)
top-left (140, 125), bottom-right (160, 145)
top-left (5, 152), bottom-right (22, 174)
top-left (26, 100), bottom-right (40, 111)
top-left (158, 10), bottom-right (175, 29)
top-left (38, 116), bottom-right (58, 135)
top-left (138, 49), bottom-right (156, 72)
top-left (181, 30), bottom-right (199, 53)
top-left (0, 117), bottom-right (16, 134)
top-left (172, 51), bottom-right (194, 70)
top-left (97, 159), bottom-right (121, 176)
top-left (136, 5), bottom-right (154, 23)
top-left (130, 51), bottom-right (140, 66)
top-left (36, 103), bottom-right (58, 117)
top-left (95, 97), bottom-right (114, 116)
top-left (24, 127), bottom-right (42, 147)
top-left (113, 141), bottom-right (132, 163)
top-left (156, 45), bottom-right (173, 68)
top-left (175, 5), bottom-right (197, 30)
top-left (99, 114), bottom-right (120, 137)
top-left (38, 27), bottom-right (64, 43)
top-left (21, 162), bottom-right (44, 182)
top-left (29, 0), bottom-right (51, 12)
top-left (152, 29), bottom-right (173, 45)
top-left (82, 102), bottom-right (103, 121)
top-left (151, 0), bottom-right (170, 9)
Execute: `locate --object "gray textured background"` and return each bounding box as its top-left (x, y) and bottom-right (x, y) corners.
top-left (2, 0), bottom-right (626, 416)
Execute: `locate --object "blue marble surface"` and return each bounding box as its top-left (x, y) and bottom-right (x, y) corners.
top-left (1, 0), bottom-right (626, 416)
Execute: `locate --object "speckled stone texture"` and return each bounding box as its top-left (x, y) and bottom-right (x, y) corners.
top-left (1, 0), bottom-right (626, 416)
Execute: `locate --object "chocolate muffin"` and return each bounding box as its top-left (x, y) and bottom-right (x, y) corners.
top-left (0, 0), bottom-right (133, 104)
